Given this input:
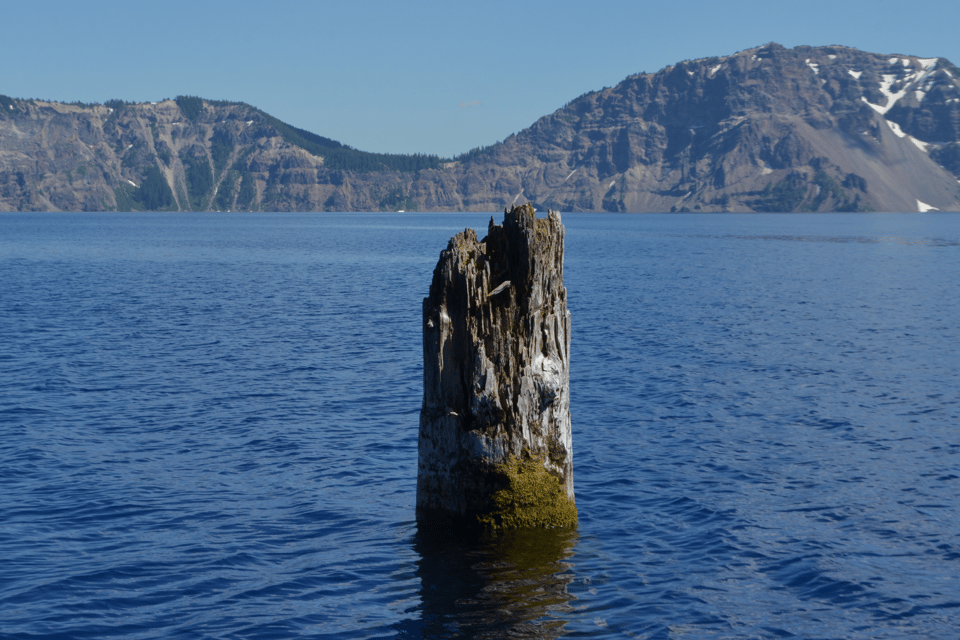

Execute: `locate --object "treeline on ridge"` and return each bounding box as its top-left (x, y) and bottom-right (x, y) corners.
top-left (174, 95), bottom-right (446, 173)
top-left (255, 109), bottom-right (445, 173)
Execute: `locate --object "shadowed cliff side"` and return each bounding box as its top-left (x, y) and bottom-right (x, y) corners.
top-left (417, 203), bottom-right (575, 530)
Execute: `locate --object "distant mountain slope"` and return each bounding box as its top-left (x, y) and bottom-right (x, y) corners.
top-left (447, 43), bottom-right (960, 212)
top-left (2, 43), bottom-right (959, 212)
top-left (0, 95), bottom-right (443, 212)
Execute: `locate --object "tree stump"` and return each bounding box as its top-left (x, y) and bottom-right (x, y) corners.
top-left (417, 203), bottom-right (576, 530)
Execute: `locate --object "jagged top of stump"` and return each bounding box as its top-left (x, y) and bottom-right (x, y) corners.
top-left (428, 203), bottom-right (565, 315)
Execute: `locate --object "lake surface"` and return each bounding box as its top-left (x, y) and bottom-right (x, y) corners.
top-left (1, 212), bottom-right (958, 639)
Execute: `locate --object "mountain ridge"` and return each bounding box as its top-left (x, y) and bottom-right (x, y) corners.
top-left (2, 43), bottom-right (959, 212)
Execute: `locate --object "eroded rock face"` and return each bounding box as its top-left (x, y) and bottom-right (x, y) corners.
top-left (417, 203), bottom-right (575, 529)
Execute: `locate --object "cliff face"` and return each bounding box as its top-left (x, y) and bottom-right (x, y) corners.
top-left (2, 43), bottom-right (960, 212)
top-left (0, 97), bottom-right (405, 213)
top-left (0, 99), bottom-right (261, 212)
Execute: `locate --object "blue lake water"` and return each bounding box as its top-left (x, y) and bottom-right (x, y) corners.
top-left (1, 211), bottom-right (958, 639)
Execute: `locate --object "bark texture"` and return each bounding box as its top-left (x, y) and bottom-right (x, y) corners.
top-left (417, 203), bottom-right (575, 529)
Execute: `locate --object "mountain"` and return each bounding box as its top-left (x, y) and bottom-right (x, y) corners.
top-left (2, 43), bottom-right (960, 213)
top-left (0, 95), bottom-right (444, 213)
top-left (456, 43), bottom-right (960, 213)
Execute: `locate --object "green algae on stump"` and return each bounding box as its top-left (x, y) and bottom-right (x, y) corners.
top-left (417, 203), bottom-right (576, 530)
top-left (479, 454), bottom-right (578, 531)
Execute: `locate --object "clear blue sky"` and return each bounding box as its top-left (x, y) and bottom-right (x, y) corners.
top-left (4, 0), bottom-right (958, 158)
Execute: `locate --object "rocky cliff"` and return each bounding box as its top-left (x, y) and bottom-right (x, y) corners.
top-left (448, 43), bottom-right (960, 213)
top-left (2, 43), bottom-right (960, 212)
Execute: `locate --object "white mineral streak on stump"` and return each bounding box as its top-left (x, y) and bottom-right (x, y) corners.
top-left (417, 203), bottom-right (576, 529)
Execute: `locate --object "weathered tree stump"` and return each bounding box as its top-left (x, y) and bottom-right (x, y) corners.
top-left (417, 203), bottom-right (576, 530)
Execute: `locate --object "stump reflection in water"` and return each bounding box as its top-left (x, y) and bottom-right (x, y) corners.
top-left (409, 525), bottom-right (577, 638)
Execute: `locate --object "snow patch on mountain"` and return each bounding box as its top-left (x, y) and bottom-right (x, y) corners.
top-left (863, 74), bottom-right (909, 115)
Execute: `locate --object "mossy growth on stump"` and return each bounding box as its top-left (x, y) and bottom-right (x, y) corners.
top-left (479, 454), bottom-right (578, 531)
top-left (417, 203), bottom-right (576, 531)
